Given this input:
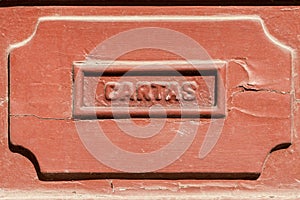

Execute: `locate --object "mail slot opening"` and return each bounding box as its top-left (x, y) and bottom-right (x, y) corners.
top-left (73, 60), bottom-right (226, 119)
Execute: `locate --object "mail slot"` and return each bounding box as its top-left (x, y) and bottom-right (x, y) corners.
top-left (8, 14), bottom-right (292, 179)
top-left (73, 60), bottom-right (226, 119)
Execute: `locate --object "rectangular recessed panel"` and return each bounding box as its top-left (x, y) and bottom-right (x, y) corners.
top-left (73, 61), bottom-right (226, 119)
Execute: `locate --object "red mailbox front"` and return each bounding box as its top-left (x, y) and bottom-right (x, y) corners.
top-left (8, 14), bottom-right (292, 180)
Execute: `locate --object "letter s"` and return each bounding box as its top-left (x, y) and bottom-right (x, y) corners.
top-left (182, 81), bottom-right (197, 101)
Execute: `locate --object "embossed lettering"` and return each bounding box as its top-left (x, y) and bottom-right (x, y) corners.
top-left (137, 82), bottom-right (152, 101)
top-left (105, 82), bottom-right (120, 100)
top-left (104, 81), bottom-right (198, 102)
top-left (182, 81), bottom-right (197, 101)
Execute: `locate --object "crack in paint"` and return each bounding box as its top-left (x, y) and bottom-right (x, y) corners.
top-left (228, 107), bottom-right (290, 119)
top-left (237, 85), bottom-right (289, 95)
top-left (10, 114), bottom-right (71, 121)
